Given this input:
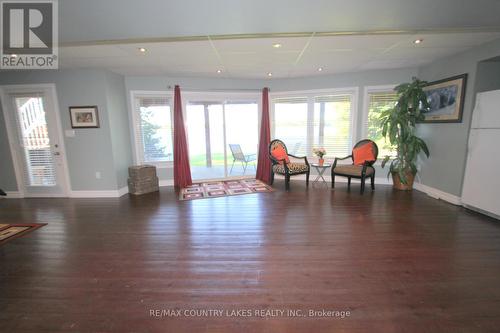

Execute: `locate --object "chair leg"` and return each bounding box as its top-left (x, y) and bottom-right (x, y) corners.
top-left (306, 171), bottom-right (310, 187)
top-left (347, 177), bottom-right (351, 189)
top-left (331, 173), bottom-right (335, 188)
top-left (230, 160), bottom-right (235, 174)
top-left (285, 174), bottom-right (290, 191)
top-left (242, 161), bottom-right (247, 174)
top-left (371, 175), bottom-right (375, 190)
top-left (360, 176), bottom-right (366, 194)
top-left (270, 170), bottom-right (275, 185)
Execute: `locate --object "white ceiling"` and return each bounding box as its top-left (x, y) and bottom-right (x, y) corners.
top-left (58, 31), bottom-right (500, 78)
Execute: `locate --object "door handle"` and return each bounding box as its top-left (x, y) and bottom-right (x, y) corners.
top-left (54, 152), bottom-right (61, 156)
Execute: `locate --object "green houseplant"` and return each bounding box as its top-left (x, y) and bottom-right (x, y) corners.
top-left (380, 77), bottom-right (430, 190)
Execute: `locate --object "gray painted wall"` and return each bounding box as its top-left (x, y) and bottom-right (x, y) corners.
top-left (269, 68), bottom-right (416, 92)
top-left (126, 67), bottom-right (417, 180)
top-left (0, 69), bottom-right (130, 192)
top-left (125, 76), bottom-right (265, 92)
top-left (417, 38), bottom-right (500, 196)
top-left (105, 72), bottom-right (133, 188)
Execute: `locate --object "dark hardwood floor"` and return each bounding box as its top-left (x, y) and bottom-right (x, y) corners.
top-left (1, 181), bottom-right (500, 333)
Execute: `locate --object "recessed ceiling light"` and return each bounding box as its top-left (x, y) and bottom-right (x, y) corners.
top-left (414, 39), bottom-right (423, 44)
top-left (216, 69), bottom-right (222, 74)
top-left (272, 43), bottom-right (282, 48)
top-left (317, 67), bottom-right (323, 72)
top-left (138, 47), bottom-right (147, 53)
top-left (267, 72), bottom-right (273, 77)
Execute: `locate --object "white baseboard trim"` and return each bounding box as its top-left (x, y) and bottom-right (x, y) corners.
top-left (70, 186), bottom-right (129, 198)
top-left (413, 182), bottom-right (462, 206)
top-left (117, 186), bottom-right (129, 196)
top-left (2, 188), bottom-right (130, 199)
top-left (463, 204), bottom-right (500, 220)
top-left (0, 191), bottom-right (23, 199)
top-left (159, 179), bottom-right (174, 187)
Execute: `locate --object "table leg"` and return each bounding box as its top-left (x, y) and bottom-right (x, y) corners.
top-left (312, 167), bottom-right (329, 187)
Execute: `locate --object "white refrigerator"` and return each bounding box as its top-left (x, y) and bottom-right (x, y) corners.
top-left (462, 89), bottom-right (500, 218)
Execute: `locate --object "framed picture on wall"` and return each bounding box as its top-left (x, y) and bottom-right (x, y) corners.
top-left (69, 106), bottom-right (100, 128)
top-left (421, 74), bottom-right (467, 123)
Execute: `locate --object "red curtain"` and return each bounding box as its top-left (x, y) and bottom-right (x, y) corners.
top-left (173, 85), bottom-right (192, 189)
top-left (256, 87), bottom-right (272, 184)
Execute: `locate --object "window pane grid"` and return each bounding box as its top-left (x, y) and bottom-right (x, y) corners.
top-left (138, 97), bottom-right (168, 108)
top-left (313, 94), bottom-right (353, 159)
top-left (272, 93), bottom-right (354, 160)
top-left (134, 96), bottom-right (173, 163)
top-left (14, 96), bottom-right (57, 186)
top-left (272, 98), bottom-right (308, 156)
top-left (366, 91), bottom-right (398, 157)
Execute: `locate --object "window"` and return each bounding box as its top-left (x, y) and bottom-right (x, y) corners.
top-left (365, 90), bottom-right (398, 157)
top-left (272, 97), bottom-right (308, 156)
top-left (313, 94), bottom-right (353, 158)
top-left (272, 90), bottom-right (355, 159)
top-left (132, 94), bottom-right (173, 164)
top-left (14, 95), bottom-right (56, 186)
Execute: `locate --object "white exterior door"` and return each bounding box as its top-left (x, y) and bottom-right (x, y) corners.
top-left (1, 85), bottom-right (69, 197)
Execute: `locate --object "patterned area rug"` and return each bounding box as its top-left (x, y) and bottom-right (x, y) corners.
top-left (179, 179), bottom-right (273, 201)
top-left (0, 223), bottom-right (46, 245)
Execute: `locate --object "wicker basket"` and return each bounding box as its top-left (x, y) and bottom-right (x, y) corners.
top-left (128, 165), bottom-right (157, 179)
top-left (128, 165), bottom-right (159, 195)
top-left (128, 177), bottom-right (159, 195)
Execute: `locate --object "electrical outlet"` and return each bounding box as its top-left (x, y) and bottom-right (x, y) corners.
top-left (95, 172), bottom-right (101, 179)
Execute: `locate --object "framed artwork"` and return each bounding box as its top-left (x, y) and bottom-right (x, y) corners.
top-left (69, 106), bottom-right (99, 128)
top-left (421, 74), bottom-right (467, 123)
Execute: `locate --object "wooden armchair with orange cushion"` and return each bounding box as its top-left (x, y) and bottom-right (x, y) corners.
top-left (331, 139), bottom-right (378, 194)
top-left (269, 139), bottom-right (310, 191)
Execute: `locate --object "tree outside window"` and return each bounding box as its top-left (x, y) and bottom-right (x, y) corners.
top-left (367, 92), bottom-right (397, 157)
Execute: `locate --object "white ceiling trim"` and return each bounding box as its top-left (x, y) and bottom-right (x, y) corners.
top-left (59, 28), bottom-right (500, 47)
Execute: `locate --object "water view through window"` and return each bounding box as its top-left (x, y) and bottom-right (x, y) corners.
top-left (186, 101), bottom-right (258, 180)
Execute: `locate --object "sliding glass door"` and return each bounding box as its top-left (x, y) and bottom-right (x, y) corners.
top-left (225, 102), bottom-right (259, 176)
top-left (186, 99), bottom-right (258, 181)
top-left (186, 103), bottom-right (225, 179)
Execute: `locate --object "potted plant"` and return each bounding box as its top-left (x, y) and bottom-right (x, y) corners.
top-left (313, 148), bottom-right (326, 166)
top-left (379, 77), bottom-right (430, 190)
